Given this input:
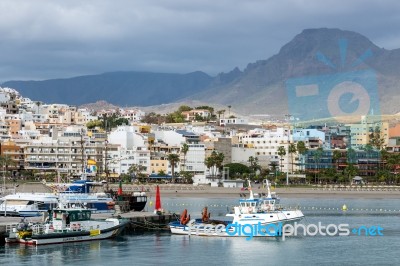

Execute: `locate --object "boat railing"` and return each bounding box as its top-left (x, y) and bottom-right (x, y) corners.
top-left (273, 204), bottom-right (300, 211)
top-left (5, 223), bottom-right (19, 233)
top-left (31, 224), bottom-right (46, 235)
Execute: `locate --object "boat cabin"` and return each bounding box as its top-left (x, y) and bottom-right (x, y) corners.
top-left (238, 199), bottom-right (258, 213)
top-left (50, 209), bottom-right (91, 231)
top-left (259, 199), bottom-right (276, 211)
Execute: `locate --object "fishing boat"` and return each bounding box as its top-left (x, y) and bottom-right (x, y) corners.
top-left (105, 181), bottom-right (147, 212)
top-left (169, 180), bottom-right (304, 237)
top-left (5, 203), bottom-right (129, 245)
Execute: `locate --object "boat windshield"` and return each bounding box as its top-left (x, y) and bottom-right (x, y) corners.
top-left (262, 200), bottom-right (275, 205)
top-left (240, 202), bottom-right (257, 207)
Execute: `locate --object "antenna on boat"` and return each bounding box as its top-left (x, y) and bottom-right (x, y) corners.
top-left (265, 179), bottom-right (272, 198)
top-left (247, 179), bottom-right (254, 200)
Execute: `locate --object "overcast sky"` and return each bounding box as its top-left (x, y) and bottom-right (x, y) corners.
top-left (1, 0), bottom-right (399, 82)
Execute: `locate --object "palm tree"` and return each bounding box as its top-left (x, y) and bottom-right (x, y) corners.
top-left (248, 156), bottom-right (261, 179)
top-left (346, 147), bottom-right (356, 164)
top-left (128, 164), bottom-right (147, 182)
top-left (205, 156), bottom-right (215, 177)
top-left (277, 146), bottom-right (286, 174)
top-left (288, 143), bottom-right (297, 174)
top-left (313, 147), bottom-right (323, 184)
top-left (167, 154), bottom-right (180, 183)
top-left (215, 152), bottom-right (225, 177)
top-left (296, 141), bottom-right (308, 172)
top-left (216, 110), bottom-right (225, 125)
top-left (0, 155), bottom-right (17, 179)
top-left (332, 150), bottom-right (342, 172)
top-left (344, 163), bottom-right (358, 184)
top-left (35, 101), bottom-right (41, 113)
top-left (180, 143), bottom-right (189, 172)
top-left (204, 151), bottom-right (224, 178)
top-left (269, 161), bottom-right (279, 178)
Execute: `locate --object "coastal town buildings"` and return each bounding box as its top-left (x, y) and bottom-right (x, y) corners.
top-left (1, 86), bottom-right (400, 184)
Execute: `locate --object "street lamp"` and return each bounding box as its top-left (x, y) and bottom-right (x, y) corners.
top-left (284, 114), bottom-right (293, 186)
top-left (2, 163), bottom-right (5, 193)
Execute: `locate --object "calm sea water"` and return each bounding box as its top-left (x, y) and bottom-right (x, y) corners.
top-left (1, 197), bottom-right (399, 266)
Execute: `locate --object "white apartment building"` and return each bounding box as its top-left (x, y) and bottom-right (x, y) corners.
top-left (231, 144), bottom-right (256, 165)
top-left (219, 117), bottom-right (249, 126)
top-left (238, 127), bottom-right (294, 173)
top-left (120, 109), bottom-right (145, 122)
top-left (24, 130), bottom-right (105, 177)
top-left (106, 126), bottom-right (150, 175)
top-left (153, 130), bottom-right (186, 146)
top-left (107, 147), bottom-right (150, 176)
top-left (75, 108), bottom-right (98, 125)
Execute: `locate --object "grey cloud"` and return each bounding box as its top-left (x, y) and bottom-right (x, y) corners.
top-left (1, 0), bottom-right (400, 81)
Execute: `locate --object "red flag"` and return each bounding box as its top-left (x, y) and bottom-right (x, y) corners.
top-left (155, 185), bottom-right (161, 211)
top-left (117, 180), bottom-right (123, 195)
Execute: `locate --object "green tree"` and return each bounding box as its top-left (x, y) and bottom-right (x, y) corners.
top-left (216, 110), bottom-right (225, 125)
top-left (369, 126), bottom-right (385, 150)
top-left (141, 112), bottom-right (165, 124)
top-left (248, 156), bottom-right (261, 177)
top-left (158, 170), bottom-right (166, 176)
top-left (344, 163), bottom-right (358, 184)
top-left (224, 163), bottom-right (250, 178)
top-left (346, 147), bottom-right (356, 164)
top-left (177, 105), bottom-right (192, 113)
top-left (313, 147), bottom-right (324, 184)
top-left (296, 141), bottom-right (308, 172)
top-left (0, 155), bottom-right (17, 178)
top-left (86, 120), bottom-right (103, 129)
top-left (277, 146), bottom-right (286, 174)
top-left (179, 171), bottom-right (194, 184)
top-left (180, 143), bottom-right (189, 172)
top-left (288, 143), bottom-right (297, 174)
top-left (128, 164), bottom-right (147, 182)
top-left (204, 151), bottom-right (225, 177)
top-left (332, 150), bottom-right (342, 172)
top-left (269, 161), bottom-right (279, 177)
top-left (167, 153), bottom-right (180, 183)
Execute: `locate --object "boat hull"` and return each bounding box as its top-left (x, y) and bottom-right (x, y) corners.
top-left (169, 213), bottom-right (304, 237)
top-left (6, 221), bottom-right (129, 245)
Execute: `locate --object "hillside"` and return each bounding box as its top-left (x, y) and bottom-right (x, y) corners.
top-left (3, 28), bottom-right (400, 118)
top-left (191, 28), bottom-right (400, 116)
top-left (2, 71), bottom-right (213, 106)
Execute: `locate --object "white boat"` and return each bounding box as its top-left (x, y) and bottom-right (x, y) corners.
top-left (5, 203), bottom-right (129, 245)
top-left (0, 183), bottom-right (116, 217)
top-left (169, 180), bottom-right (304, 238)
top-left (0, 193), bottom-right (59, 217)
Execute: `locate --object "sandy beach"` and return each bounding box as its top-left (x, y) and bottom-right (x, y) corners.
top-left (7, 182), bottom-right (400, 199)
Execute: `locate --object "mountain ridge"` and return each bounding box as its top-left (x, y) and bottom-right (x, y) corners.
top-left (3, 28), bottom-right (400, 116)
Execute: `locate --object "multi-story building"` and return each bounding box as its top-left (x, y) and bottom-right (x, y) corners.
top-left (347, 116), bottom-right (389, 150)
top-left (105, 126), bottom-right (150, 177)
top-left (24, 128), bottom-right (104, 178)
top-left (0, 140), bottom-right (24, 176)
top-left (238, 127), bottom-right (293, 172)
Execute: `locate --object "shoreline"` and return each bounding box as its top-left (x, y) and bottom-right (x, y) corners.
top-left (7, 182), bottom-right (400, 200)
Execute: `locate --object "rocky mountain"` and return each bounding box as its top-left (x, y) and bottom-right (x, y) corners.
top-left (2, 28), bottom-right (400, 117)
top-left (191, 28), bottom-right (400, 116)
top-left (2, 71), bottom-right (214, 106)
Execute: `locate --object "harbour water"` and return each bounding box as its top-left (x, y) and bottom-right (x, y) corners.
top-left (1, 197), bottom-right (399, 266)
